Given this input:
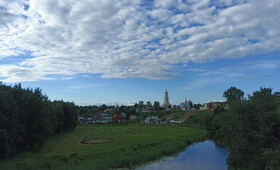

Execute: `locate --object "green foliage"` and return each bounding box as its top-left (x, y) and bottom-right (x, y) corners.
top-left (213, 87), bottom-right (280, 169)
top-left (153, 101), bottom-right (160, 110)
top-left (193, 103), bottom-right (202, 110)
top-left (182, 87), bottom-right (280, 169)
top-left (146, 101), bottom-right (152, 107)
top-left (0, 125), bottom-right (207, 169)
top-left (223, 86), bottom-right (244, 103)
top-left (0, 83), bottom-right (77, 160)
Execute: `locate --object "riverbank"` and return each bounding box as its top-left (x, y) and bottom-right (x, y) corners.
top-left (0, 124), bottom-right (207, 169)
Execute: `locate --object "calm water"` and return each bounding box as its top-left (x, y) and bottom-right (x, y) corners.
top-left (138, 140), bottom-right (228, 170)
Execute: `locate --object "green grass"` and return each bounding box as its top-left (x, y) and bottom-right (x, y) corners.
top-left (183, 110), bottom-right (213, 128)
top-left (0, 124), bottom-right (207, 170)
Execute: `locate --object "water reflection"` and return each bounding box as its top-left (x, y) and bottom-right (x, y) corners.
top-left (138, 140), bottom-right (228, 170)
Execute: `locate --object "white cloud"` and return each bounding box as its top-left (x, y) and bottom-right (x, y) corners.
top-left (187, 68), bottom-right (207, 72)
top-left (0, 0), bottom-right (279, 82)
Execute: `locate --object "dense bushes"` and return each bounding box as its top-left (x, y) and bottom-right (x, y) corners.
top-left (0, 83), bottom-right (77, 160)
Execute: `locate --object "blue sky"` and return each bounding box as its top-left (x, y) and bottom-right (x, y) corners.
top-left (0, 0), bottom-right (280, 105)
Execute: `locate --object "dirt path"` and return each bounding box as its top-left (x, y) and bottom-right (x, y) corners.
top-left (164, 110), bottom-right (197, 122)
top-left (165, 113), bottom-right (175, 121)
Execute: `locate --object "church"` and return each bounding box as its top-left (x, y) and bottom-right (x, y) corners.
top-left (163, 89), bottom-right (171, 108)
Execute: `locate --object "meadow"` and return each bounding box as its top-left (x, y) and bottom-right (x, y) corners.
top-left (0, 124), bottom-right (207, 169)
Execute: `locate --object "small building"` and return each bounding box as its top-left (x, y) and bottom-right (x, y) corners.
top-left (101, 113), bottom-right (109, 117)
top-left (94, 113), bottom-right (112, 123)
top-left (113, 112), bottom-right (127, 122)
top-left (129, 115), bottom-right (137, 121)
top-left (78, 116), bottom-right (84, 121)
top-left (102, 117), bottom-right (113, 123)
top-left (179, 97), bottom-right (192, 110)
top-left (104, 109), bottom-right (113, 113)
top-left (141, 107), bottom-right (150, 112)
top-left (145, 116), bottom-right (161, 123)
top-left (94, 113), bottom-right (102, 120)
top-left (205, 101), bottom-right (228, 110)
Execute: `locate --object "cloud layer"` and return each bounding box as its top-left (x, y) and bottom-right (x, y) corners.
top-left (0, 0), bottom-right (280, 82)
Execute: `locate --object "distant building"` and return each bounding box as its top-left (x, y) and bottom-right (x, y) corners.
top-left (94, 113), bottom-right (113, 123)
top-left (163, 89), bottom-right (171, 108)
top-left (79, 116), bottom-right (84, 121)
top-left (129, 115), bottom-right (137, 121)
top-left (102, 117), bottom-right (113, 123)
top-left (94, 113), bottom-right (103, 120)
top-left (113, 112), bottom-right (127, 122)
top-left (141, 107), bottom-right (151, 112)
top-left (179, 97), bottom-right (191, 110)
top-left (104, 109), bottom-right (113, 113)
top-left (145, 116), bottom-right (161, 123)
top-left (205, 101), bottom-right (228, 110)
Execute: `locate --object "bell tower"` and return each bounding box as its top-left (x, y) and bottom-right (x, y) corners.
top-left (163, 89), bottom-right (171, 108)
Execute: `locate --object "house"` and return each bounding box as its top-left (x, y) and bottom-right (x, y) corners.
top-left (78, 116), bottom-right (84, 121)
top-left (129, 115), bottom-right (137, 121)
top-left (145, 116), bottom-right (161, 123)
top-left (102, 117), bottom-right (113, 123)
top-left (113, 112), bottom-right (126, 122)
top-left (141, 107), bottom-right (151, 112)
top-left (94, 113), bottom-right (102, 120)
top-left (179, 98), bottom-right (192, 110)
top-left (104, 109), bottom-right (113, 113)
top-left (101, 113), bottom-right (109, 117)
top-left (205, 101), bottom-right (228, 110)
top-left (94, 113), bottom-right (113, 123)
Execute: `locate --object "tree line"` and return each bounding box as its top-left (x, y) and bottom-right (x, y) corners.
top-left (0, 83), bottom-right (77, 160)
top-left (186, 87), bottom-right (280, 169)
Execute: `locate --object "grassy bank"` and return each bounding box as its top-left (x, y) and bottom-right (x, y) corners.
top-left (0, 124), bottom-right (207, 169)
top-left (182, 110), bottom-right (213, 129)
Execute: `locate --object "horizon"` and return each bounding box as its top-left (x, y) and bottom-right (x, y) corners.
top-left (1, 0), bottom-right (280, 106)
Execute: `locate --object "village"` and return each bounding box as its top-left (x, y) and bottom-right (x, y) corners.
top-left (78, 90), bottom-right (227, 125)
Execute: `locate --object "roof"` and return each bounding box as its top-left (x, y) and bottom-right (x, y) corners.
top-left (151, 116), bottom-right (160, 120)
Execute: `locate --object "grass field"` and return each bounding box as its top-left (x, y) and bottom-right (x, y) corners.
top-left (0, 124), bottom-right (207, 170)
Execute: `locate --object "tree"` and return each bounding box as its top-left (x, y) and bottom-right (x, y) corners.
top-left (146, 101), bottom-right (152, 107)
top-left (213, 87), bottom-right (280, 169)
top-left (139, 101), bottom-right (144, 106)
top-left (194, 103), bottom-right (202, 110)
top-left (0, 83), bottom-right (78, 160)
top-left (223, 87), bottom-right (244, 103)
top-left (153, 101), bottom-right (160, 110)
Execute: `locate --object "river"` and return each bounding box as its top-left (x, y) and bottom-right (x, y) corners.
top-left (138, 140), bottom-right (228, 170)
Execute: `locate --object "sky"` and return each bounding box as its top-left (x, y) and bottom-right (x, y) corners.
top-left (0, 0), bottom-right (279, 106)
